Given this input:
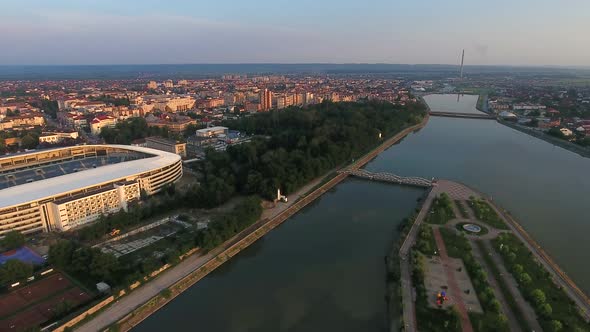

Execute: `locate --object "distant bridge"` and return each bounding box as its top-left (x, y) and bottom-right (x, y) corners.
top-left (340, 169), bottom-right (433, 188)
top-left (429, 111), bottom-right (495, 120)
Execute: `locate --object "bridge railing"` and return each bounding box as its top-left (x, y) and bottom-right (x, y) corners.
top-left (340, 169), bottom-right (433, 187)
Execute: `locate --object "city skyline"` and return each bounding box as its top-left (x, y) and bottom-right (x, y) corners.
top-left (2, 0), bottom-right (590, 66)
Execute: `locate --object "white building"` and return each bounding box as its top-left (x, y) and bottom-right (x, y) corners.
top-left (39, 132), bottom-right (80, 144)
top-left (0, 145), bottom-right (182, 234)
top-left (195, 126), bottom-right (228, 138)
top-left (90, 115), bottom-right (117, 135)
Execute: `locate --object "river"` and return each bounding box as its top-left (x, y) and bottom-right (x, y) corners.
top-left (135, 94), bottom-right (590, 331)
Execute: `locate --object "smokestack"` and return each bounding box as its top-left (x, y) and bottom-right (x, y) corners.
top-left (460, 49), bottom-right (465, 79)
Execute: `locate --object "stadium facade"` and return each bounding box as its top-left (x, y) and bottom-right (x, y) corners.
top-left (0, 145), bottom-right (183, 236)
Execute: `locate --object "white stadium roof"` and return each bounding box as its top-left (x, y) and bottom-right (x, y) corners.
top-left (0, 145), bottom-right (181, 210)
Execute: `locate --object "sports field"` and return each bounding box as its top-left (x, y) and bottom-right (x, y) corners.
top-left (0, 246), bottom-right (45, 265)
top-left (0, 272), bottom-right (93, 332)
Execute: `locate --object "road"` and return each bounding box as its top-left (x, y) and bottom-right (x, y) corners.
top-left (75, 173), bottom-right (334, 332)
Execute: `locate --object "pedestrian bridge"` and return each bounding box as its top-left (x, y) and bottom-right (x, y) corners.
top-left (340, 169), bottom-right (433, 188)
top-left (429, 111), bottom-right (495, 120)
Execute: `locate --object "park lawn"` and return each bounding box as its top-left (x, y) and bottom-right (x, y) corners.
top-left (425, 193), bottom-right (455, 224)
top-left (468, 198), bottom-right (509, 230)
top-left (414, 224), bottom-right (438, 256)
top-left (475, 240), bottom-right (532, 332)
top-left (492, 233), bottom-right (588, 332)
top-left (454, 200), bottom-right (470, 219)
top-left (412, 251), bottom-right (462, 332)
top-left (439, 228), bottom-right (510, 331)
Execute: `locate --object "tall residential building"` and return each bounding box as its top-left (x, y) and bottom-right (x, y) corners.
top-left (259, 89), bottom-right (273, 111)
top-left (147, 81), bottom-right (158, 89)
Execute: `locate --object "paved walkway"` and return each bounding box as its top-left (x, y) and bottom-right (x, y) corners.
top-left (432, 227), bottom-right (474, 332)
top-left (470, 238), bottom-right (522, 332)
top-left (480, 240), bottom-right (542, 332)
top-left (399, 188), bottom-right (434, 332)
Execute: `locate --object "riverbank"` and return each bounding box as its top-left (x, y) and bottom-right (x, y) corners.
top-left (385, 191), bottom-right (428, 332)
top-left (499, 120), bottom-right (590, 158)
top-left (71, 114), bottom-right (431, 332)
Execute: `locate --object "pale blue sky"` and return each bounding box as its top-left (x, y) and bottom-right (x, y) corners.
top-left (1, 0), bottom-right (589, 66)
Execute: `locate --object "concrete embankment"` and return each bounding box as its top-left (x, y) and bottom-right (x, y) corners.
top-left (100, 115), bottom-right (431, 332)
top-left (499, 120), bottom-right (590, 158)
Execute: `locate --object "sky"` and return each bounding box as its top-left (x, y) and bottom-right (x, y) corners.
top-left (1, 0), bottom-right (589, 66)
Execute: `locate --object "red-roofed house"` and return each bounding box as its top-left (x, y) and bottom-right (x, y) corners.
top-left (90, 115), bottom-right (117, 135)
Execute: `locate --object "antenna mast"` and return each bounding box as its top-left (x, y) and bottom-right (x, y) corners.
top-left (460, 49), bottom-right (465, 79)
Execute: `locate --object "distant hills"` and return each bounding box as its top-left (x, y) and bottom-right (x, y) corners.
top-left (0, 63), bottom-right (589, 80)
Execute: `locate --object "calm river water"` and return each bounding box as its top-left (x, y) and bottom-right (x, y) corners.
top-left (136, 94), bottom-right (590, 331)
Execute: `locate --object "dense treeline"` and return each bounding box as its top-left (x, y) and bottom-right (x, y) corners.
top-left (50, 196), bottom-right (262, 289)
top-left (31, 99), bottom-right (59, 119)
top-left (90, 95), bottom-right (131, 107)
top-left (196, 100), bottom-right (426, 200)
top-left (100, 117), bottom-right (170, 144)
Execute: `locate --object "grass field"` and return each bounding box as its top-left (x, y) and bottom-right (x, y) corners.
top-left (468, 197), bottom-right (509, 230)
top-left (425, 193), bottom-right (455, 225)
top-left (454, 200), bottom-right (470, 219)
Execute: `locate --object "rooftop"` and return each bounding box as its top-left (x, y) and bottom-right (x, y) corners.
top-left (0, 145), bottom-right (181, 210)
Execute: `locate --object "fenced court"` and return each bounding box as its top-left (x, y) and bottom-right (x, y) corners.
top-left (0, 246), bottom-right (45, 266)
top-left (0, 272), bottom-right (92, 332)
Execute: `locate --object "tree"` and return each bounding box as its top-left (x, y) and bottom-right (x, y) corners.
top-left (531, 289), bottom-right (546, 306)
top-left (20, 134), bottom-right (38, 149)
top-left (489, 299), bottom-right (501, 313)
top-left (48, 240), bottom-right (75, 268)
top-left (507, 252), bottom-right (517, 262)
top-left (1, 230), bottom-right (25, 250)
top-left (540, 303), bottom-right (553, 317)
top-left (518, 272), bottom-right (532, 285)
top-left (0, 259), bottom-right (33, 284)
top-left (549, 320), bottom-right (563, 332)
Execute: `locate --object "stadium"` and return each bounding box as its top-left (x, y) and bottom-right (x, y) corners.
top-left (0, 145), bottom-right (183, 236)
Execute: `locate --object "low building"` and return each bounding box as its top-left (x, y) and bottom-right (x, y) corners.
top-left (145, 137), bottom-right (187, 158)
top-left (39, 131), bottom-right (80, 144)
top-left (146, 115), bottom-right (197, 133)
top-left (0, 113), bottom-right (45, 131)
top-left (560, 128), bottom-right (573, 137)
top-left (195, 126), bottom-right (228, 138)
top-left (90, 115), bottom-right (117, 135)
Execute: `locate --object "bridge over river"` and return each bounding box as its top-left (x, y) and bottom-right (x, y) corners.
top-left (429, 111), bottom-right (495, 120)
top-left (339, 168), bottom-right (433, 188)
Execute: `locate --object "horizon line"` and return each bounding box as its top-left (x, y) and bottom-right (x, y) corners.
top-left (1, 62), bottom-right (589, 69)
